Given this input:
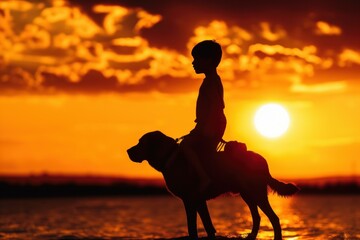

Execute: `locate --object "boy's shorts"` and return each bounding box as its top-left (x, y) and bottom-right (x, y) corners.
top-left (187, 121), bottom-right (226, 153)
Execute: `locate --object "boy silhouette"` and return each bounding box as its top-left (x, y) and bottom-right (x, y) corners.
top-left (180, 40), bottom-right (226, 193)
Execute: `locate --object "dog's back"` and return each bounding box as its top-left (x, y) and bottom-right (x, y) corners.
top-left (214, 143), bottom-right (269, 179)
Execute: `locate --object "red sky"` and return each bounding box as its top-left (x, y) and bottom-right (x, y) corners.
top-left (0, 0), bottom-right (359, 179)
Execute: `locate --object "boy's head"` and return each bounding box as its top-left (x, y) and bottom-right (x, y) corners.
top-left (191, 40), bottom-right (222, 70)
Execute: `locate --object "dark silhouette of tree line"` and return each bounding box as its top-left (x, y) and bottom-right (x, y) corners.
top-left (0, 176), bottom-right (358, 198)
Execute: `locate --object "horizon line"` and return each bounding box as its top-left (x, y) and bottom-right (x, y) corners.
top-left (0, 173), bottom-right (359, 182)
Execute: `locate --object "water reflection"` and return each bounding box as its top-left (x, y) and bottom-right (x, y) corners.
top-left (207, 195), bottom-right (359, 239)
top-left (0, 195), bottom-right (358, 239)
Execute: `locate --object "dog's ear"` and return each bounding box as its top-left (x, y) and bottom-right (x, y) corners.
top-left (147, 131), bottom-right (176, 155)
top-left (151, 130), bottom-right (165, 138)
top-left (148, 131), bottom-right (166, 148)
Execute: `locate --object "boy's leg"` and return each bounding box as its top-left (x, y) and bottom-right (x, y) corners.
top-left (180, 137), bottom-right (211, 193)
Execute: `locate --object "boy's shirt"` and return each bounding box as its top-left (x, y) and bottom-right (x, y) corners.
top-left (195, 75), bottom-right (226, 131)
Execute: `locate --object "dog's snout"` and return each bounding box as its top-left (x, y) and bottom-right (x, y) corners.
top-left (127, 145), bottom-right (142, 163)
top-left (127, 146), bottom-right (135, 158)
top-left (126, 147), bottom-right (132, 155)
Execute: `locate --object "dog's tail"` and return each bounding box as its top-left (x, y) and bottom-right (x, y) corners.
top-left (268, 176), bottom-right (300, 197)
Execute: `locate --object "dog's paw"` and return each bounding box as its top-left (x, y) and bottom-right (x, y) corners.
top-left (243, 233), bottom-right (256, 240)
top-left (205, 232), bottom-right (216, 239)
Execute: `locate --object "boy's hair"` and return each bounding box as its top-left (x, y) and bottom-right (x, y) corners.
top-left (191, 40), bottom-right (222, 67)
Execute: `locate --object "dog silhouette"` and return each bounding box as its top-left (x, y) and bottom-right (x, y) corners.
top-left (127, 131), bottom-right (299, 239)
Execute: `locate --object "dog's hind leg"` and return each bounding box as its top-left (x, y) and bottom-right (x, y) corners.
top-left (197, 201), bottom-right (216, 239)
top-left (241, 194), bottom-right (260, 240)
top-left (183, 201), bottom-right (198, 239)
top-left (258, 197), bottom-right (282, 240)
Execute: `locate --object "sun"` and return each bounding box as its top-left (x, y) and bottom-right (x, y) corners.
top-left (254, 103), bottom-right (290, 138)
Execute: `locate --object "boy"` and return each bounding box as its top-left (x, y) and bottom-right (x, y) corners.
top-left (180, 40), bottom-right (227, 193)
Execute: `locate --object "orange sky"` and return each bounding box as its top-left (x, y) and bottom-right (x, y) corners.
top-left (0, 0), bottom-right (359, 179)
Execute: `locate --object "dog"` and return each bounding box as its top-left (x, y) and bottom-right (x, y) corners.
top-left (127, 131), bottom-right (299, 240)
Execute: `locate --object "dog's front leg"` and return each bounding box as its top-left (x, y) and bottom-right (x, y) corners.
top-left (183, 201), bottom-right (198, 239)
top-left (197, 201), bottom-right (216, 239)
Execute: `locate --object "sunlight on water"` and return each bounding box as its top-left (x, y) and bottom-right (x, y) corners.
top-left (0, 195), bottom-right (359, 239)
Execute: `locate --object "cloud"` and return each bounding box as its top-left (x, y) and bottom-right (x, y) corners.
top-left (0, 0), bottom-right (194, 94)
top-left (186, 20), bottom-right (344, 92)
top-left (188, 20), bottom-right (252, 49)
top-left (93, 5), bottom-right (129, 35)
top-left (338, 48), bottom-right (360, 67)
top-left (0, 0), bottom-right (359, 95)
top-left (134, 9), bottom-right (162, 32)
top-left (315, 21), bottom-right (342, 36)
top-left (248, 44), bottom-right (322, 64)
top-left (0, 0), bottom-right (33, 12)
top-left (41, 69), bottom-right (119, 93)
top-left (291, 81), bottom-right (347, 93)
top-left (0, 67), bottom-right (36, 91)
top-left (259, 22), bottom-right (287, 41)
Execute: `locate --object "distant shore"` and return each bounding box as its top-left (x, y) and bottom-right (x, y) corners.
top-left (0, 174), bottom-right (359, 198)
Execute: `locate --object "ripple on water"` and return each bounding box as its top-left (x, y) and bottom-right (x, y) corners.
top-left (0, 195), bottom-right (359, 240)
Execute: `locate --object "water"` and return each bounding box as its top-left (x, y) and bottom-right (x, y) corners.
top-left (0, 195), bottom-right (358, 240)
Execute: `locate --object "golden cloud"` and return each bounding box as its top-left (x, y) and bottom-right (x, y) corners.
top-left (0, 1), bottom-right (192, 93)
top-left (248, 44), bottom-right (322, 64)
top-left (185, 20), bottom-right (354, 94)
top-left (315, 21), bottom-right (342, 35)
top-left (291, 81), bottom-right (347, 93)
top-left (93, 5), bottom-right (129, 35)
top-left (135, 10), bottom-right (162, 32)
top-left (0, 1), bottom-right (357, 95)
top-left (259, 22), bottom-right (286, 41)
top-left (188, 20), bottom-right (252, 51)
top-left (188, 21), bottom-right (320, 84)
top-left (338, 48), bottom-right (360, 67)
top-left (0, 1), bottom-right (33, 12)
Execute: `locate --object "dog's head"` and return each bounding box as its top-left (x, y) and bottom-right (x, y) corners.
top-left (127, 131), bottom-right (177, 168)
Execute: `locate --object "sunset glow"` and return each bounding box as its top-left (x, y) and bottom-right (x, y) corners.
top-left (0, 0), bottom-right (359, 180)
